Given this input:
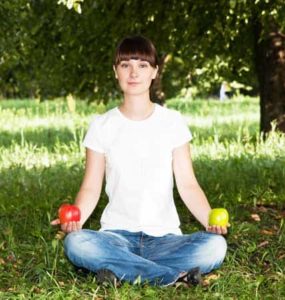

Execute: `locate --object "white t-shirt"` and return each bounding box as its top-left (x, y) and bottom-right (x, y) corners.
top-left (83, 103), bottom-right (192, 236)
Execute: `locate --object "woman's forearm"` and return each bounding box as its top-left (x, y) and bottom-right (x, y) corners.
top-left (75, 187), bottom-right (101, 226)
top-left (177, 184), bottom-right (212, 228)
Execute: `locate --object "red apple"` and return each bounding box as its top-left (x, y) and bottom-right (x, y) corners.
top-left (58, 204), bottom-right (81, 224)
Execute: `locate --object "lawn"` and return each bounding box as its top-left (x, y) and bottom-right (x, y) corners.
top-left (0, 97), bottom-right (284, 299)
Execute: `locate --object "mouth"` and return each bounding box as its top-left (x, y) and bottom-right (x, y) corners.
top-left (127, 82), bottom-right (140, 85)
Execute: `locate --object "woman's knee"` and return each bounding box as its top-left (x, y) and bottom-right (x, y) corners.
top-left (64, 229), bottom-right (104, 259)
top-left (190, 232), bottom-right (227, 261)
top-left (194, 233), bottom-right (227, 273)
top-left (209, 234), bottom-right (227, 261)
top-left (64, 230), bottom-right (84, 252)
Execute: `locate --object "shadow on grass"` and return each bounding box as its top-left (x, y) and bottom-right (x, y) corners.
top-left (0, 154), bottom-right (284, 240)
top-left (0, 154), bottom-right (284, 294)
top-left (0, 161), bottom-right (106, 229)
top-left (0, 161), bottom-right (107, 290)
top-left (176, 155), bottom-right (285, 231)
top-left (0, 127), bottom-right (86, 151)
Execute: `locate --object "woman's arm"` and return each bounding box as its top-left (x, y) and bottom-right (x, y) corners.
top-left (172, 143), bottom-right (227, 234)
top-left (75, 148), bottom-right (106, 223)
top-left (51, 148), bottom-right (105, 232)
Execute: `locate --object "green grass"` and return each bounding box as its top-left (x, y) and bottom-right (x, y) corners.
top-left (0, 97), bottom-right (284, 299)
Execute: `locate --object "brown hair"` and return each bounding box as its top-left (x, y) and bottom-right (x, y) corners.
top-left (114, 36), bottom-right (158, 68)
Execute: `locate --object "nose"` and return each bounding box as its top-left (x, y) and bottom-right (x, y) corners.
top-left (130, 66), bottom-right (138, 78)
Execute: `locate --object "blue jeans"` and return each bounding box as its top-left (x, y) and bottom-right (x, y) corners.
top-left (64, 229), bottom-right (227, 286)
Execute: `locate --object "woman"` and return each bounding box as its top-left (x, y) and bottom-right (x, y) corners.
top-left (51, 35), bottom-right (227, 287)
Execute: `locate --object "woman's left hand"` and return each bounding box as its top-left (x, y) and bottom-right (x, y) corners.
top-left (206, 225), bottom-right (228, 235)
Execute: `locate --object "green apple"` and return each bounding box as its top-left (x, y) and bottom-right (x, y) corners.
top-left (208, 208), bottom-right (229, 227)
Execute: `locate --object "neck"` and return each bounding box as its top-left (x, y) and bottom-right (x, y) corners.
top-left (119, 94), bottom-right (155, 121)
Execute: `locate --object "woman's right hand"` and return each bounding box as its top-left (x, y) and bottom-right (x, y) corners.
top-left (50, 218), bottom-right (82, 233)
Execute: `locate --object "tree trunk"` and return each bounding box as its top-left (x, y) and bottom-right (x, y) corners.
top-left (254, 19), bottom-right (285, 134)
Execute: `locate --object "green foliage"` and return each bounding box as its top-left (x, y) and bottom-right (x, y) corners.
top-left (58, 0), bottom-right (83, 14)
top-left (1, 0), bottom-right (284, 101)
top-left (0, 97), bottom-right (285, 298)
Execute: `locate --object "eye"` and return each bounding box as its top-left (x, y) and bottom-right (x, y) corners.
top-left (139, 63), bottom-right (149, 68)
top-left (120, 62), bottom-right (129, 68)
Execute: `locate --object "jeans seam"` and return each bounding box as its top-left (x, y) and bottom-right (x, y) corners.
top-left (139, 233), bottom-right (144, 257)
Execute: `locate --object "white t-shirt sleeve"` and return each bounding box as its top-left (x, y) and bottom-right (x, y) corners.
top-left (171, 111), bottom-right (192, 149)
top-left (82, 116), bottom-right (105, 153)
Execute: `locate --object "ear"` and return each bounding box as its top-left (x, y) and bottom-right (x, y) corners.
top-left (152, 65), bottom-right (159, 79)
top-left (113, 65), bottom-right (118, 79)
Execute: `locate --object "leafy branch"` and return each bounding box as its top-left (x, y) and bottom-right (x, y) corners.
top-left (57, 0), bottom-right (84, 14)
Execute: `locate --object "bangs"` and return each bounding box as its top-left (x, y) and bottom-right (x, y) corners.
top-left (114, 36), bottom-right (158, 68)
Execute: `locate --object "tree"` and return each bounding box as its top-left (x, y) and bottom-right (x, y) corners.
top-left (1, 0), bottom-right (285, 133)
top-left (0, 1), bottom-right (29, 97)
top-left (180, 0), bottom-right (285, 134)
top-left (60, 0), bottom-right (285, 133)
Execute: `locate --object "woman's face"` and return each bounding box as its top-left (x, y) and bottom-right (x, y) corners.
top-left (114, 59), bottom-right (158, 96)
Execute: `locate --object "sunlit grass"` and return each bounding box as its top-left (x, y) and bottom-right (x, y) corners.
top-left (0, 97), bottom-right (285, 299)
